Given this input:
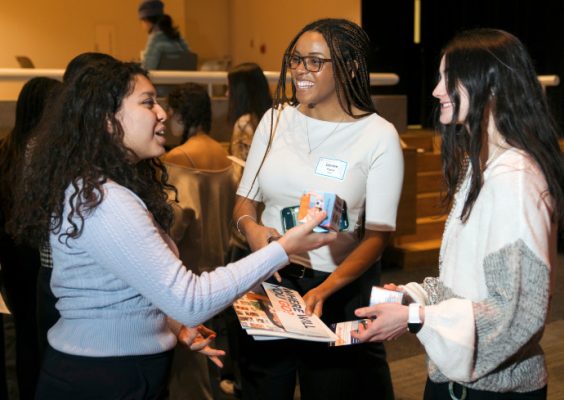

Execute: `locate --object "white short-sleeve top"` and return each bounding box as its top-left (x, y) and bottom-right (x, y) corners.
top-left (237, 106), bottom-right (404, 273)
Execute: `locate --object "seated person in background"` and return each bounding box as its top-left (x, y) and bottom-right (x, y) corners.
top-left (161, 82), bottom-right (235, 400)
top-left (138, 0), bottom-right (191, 70)
top-left (164, 83), bottom-right (231, 171)
top-left (163, 82), bottom-right (235, 273)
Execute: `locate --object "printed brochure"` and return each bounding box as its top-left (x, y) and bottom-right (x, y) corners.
top-left (234, 283), bottom-right (370, 345)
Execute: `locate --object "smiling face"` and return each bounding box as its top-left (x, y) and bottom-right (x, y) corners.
top-left (290, 31), bottom-right (340, 114)
top-left (117, 74), bottom-right (167, 162)
top-left (433, 56), bottom-right (470, 125)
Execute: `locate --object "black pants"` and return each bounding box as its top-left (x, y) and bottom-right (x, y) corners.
top-left (239, 262), bottom-right (394, 400)
top-left (424, 378), bottom-right (547, 400)
top-left (0, 232), bottom-right (41, 400)
top-left (36, 346), bottom-right (174, 400)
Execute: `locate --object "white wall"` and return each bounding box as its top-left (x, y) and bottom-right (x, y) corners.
top-left (185, 0), bottom-right (231, 64)
top-left (228, 0), bottom-right (361, 70)
top-left (0, 0), bottom-right (186, 99)
top-left (0, 0), bottom-right (361, 99)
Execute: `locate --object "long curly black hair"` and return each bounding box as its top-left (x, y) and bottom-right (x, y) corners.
top-left (8, 60), bottom-right (174, 246)
top-left (437, 28), bottom-right (563, 225)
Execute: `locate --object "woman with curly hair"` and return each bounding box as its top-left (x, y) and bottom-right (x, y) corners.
top-left (8, 59), bottom-right (334, 399)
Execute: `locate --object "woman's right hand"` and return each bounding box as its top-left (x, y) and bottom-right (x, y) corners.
top-left (277, 210), bottom-right (336, 256)
top-left (177, 325), bottom-right (225, 368)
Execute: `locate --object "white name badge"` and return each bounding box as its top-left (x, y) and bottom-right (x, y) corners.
top-left (315, 158), bottom-right (348, 180)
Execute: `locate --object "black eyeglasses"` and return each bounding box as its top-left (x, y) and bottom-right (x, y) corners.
top-left (286, 54), bottom-right (332, 72)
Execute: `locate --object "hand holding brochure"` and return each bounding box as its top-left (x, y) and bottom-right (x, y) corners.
top-left (233, 282), bottom-right (338, 342)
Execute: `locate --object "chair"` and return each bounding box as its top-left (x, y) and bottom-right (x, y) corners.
top-left (155, 51), bottom-right (198, 96)
top-left (163, 163), bottom-right (236, 400)
top-left (157, 51), bottom-right (198, 71)
top-left (164, 163), bottom-right (236, 273)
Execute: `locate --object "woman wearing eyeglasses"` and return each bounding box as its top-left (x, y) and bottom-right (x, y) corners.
top-left (233, 18), bottom-right (403, 400)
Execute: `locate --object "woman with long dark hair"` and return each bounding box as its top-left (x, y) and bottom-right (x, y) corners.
top-left (227, 62), bottom-right (272, 181)
top-left (8, 59), bottom-right (333, 399)
top-left (0, 77), bottom-right (62, 400)
top-left (233, 18), bottom-right (403, 399)
top-left (354, 28), bottom-right (563, 399)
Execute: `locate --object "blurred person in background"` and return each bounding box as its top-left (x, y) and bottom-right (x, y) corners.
top-left (162, 82), bottom-right (234, 400)
top-left (0, 76), bottom-right (62, 400)
top-left (138, 0), bottom-right (191, 70)
top-left (222, 62), bottom-right (272, 397)
top-left (227, 62), bottom-right (273, 183)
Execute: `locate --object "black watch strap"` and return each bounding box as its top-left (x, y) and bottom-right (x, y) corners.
top-left (408, 322), bottom-right (422, 334)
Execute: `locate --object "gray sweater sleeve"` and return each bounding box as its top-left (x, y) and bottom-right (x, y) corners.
top-left (469, 239), bottom-right (550, 387)
top-left (426, 239), bottom-right (550, 391)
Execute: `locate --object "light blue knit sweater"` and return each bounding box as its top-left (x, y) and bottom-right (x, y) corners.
top-left (48, 181), bottom-right (288, 357)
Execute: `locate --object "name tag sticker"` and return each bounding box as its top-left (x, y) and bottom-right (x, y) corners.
top-left (315, 158), bottom-right (348, 180)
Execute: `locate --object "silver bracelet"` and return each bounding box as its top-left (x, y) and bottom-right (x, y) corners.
top-left (236, 214), bottom-right (256, 235)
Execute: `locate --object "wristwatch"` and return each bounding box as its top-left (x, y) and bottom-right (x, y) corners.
top-left (407, 303), bottom-right (423, 334)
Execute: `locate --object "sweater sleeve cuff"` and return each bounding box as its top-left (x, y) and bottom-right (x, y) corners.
top-left (416, 300), bottom-right (475, 382)
top-left (262, 241), bottom-right (289, 271)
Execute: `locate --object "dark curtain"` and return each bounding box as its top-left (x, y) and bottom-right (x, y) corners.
top-left (363, 0), bottom-right (564, 130)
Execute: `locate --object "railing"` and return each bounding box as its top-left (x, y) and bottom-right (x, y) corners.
top-left (0, 69), bottom-right (400, 97)
top-left (0, 68), bottom-right (400, 84)
top-left (0, 68), bottom-right (559, 96)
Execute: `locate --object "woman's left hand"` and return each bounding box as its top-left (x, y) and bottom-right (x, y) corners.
top-left (303, 287), bottom-right (328, 317)
top-left (351, 303), bottom-right (409, 342)
top-left (177, 325), bottom-right (225, 367)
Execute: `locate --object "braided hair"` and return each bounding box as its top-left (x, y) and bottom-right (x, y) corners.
top-left (241, 19), bottom-right (376, 200)
top-left (274, 18), bottom-right (376, 117)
